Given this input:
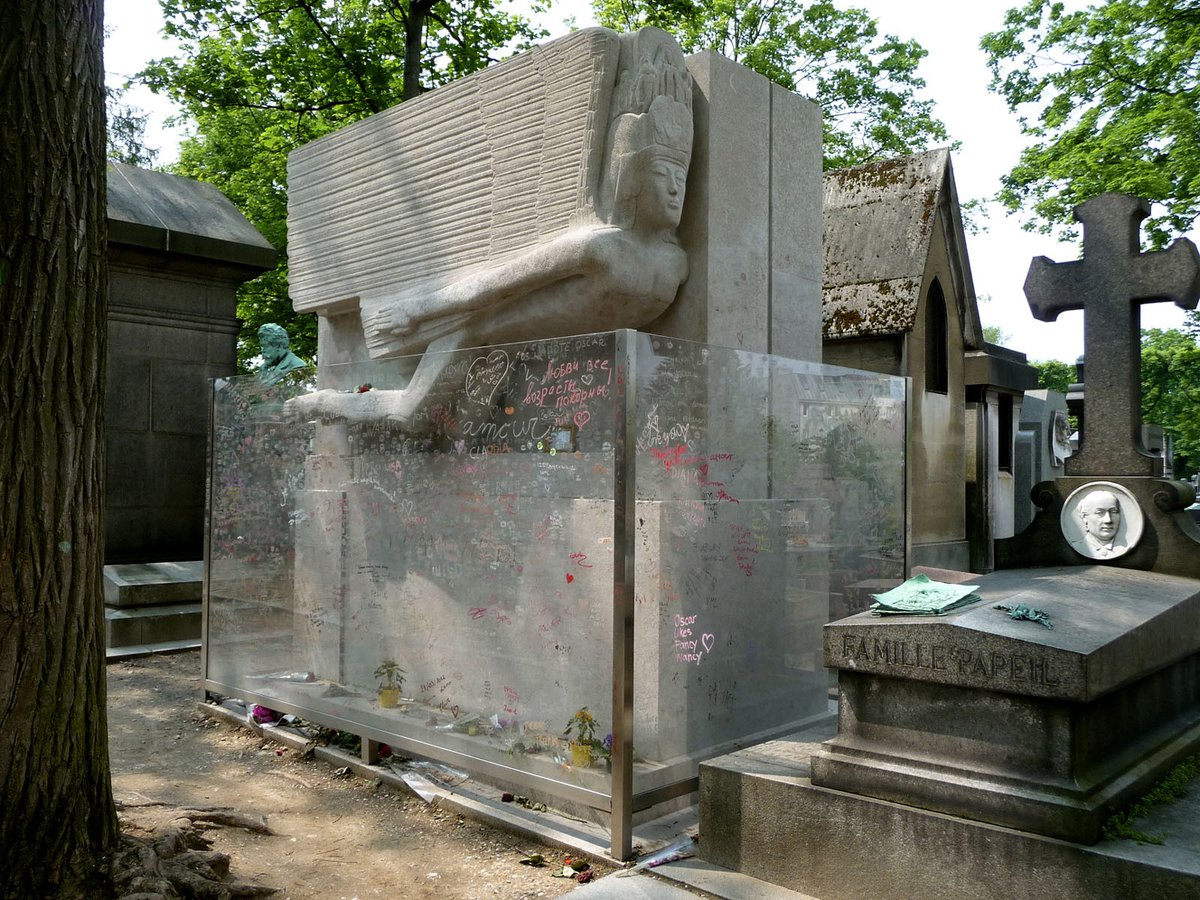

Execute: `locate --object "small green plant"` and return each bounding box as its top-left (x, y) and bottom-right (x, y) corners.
top-left (1103, 754), bottom-right (1200, 844)
top-left (373, 659), bottom-right (406, 693)
top-left (563, 707), bottom-right (599, 745)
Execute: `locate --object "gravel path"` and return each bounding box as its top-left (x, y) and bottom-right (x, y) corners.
top-left (107, 650), bottom-right (613, 899)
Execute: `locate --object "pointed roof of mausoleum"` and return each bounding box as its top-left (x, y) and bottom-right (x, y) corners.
top-left (823, 148), bottom-right (982, 347)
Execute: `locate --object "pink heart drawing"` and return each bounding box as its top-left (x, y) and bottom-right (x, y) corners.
top-left (573, 410), bottom-right (591, 429)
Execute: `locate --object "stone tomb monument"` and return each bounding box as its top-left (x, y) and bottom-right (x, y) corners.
top-left (287, 26), bottom-right (822, 390)
top-left (105, 161), bottom-right (275, 656)
top-left (205, 26), bottom-right (882, 849)
top-left (699, 195), bottom-right (1200, 898)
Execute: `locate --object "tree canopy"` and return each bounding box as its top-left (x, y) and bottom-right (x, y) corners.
top-left (982, 0), bottom-right (1200, 250)
top-left (1141, 328), bottom-right (1200, 476)
top-left (593, 0), bottom-right (951, 170)
top-left (1033, 328), bottom-right (1200, 476)
top-left (139, 0), bottom-right (546, 366)
top-left (1031, 357), bottom-right (1075, 394)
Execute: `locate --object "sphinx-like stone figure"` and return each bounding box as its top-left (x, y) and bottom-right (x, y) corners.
top-left (287, 28), bottom-right (693, 424)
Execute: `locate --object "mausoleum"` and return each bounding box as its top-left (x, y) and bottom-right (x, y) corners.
top-left (822, 148), bottom-right (1037, 571)
top-left (106, 161), bottom-right (275, 653)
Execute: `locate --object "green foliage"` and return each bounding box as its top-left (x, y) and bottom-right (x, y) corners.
top-left (373, 658), bottom-right (406, 692)
top-left (1031, 358), bottom-right (1075, 394)
top-left (981, 324), bottom-right (1010, 345)
top-left (592, 0), bottom-right (951, 169)
top-left (1103, 753), bottom-right (1200, 844)
top-left (1035, 330), bottom-right (1200, 476)
top-left (563, 706), bottom-right (599, 744)
top-left (982, 0), bottom-right (1200, 247)
top-left (106, 86), bottom-right (160, 167)
top-left (1141, 328), bottom-right (1200, 476)
top-left (139, 0), bottom-right (545, 368)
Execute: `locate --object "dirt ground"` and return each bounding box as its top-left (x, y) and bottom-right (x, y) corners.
top-left (107, 650), bottom-right (615, 899)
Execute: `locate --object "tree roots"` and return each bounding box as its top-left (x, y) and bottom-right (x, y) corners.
top-left (110, 802), bottom-right (277, 899)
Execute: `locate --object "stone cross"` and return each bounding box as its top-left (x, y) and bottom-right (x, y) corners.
top-left (1024, 193), bottom-right (1200, 476)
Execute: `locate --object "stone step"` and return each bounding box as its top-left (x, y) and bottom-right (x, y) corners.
top-left (104, 560), bottom-right (203, 607)
top-left (105, 602), bottom-right (201, 658)
top-left (699, 732), bottom-right (1200, 900)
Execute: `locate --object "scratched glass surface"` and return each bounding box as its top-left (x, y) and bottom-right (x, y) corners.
top-left (629, 334), bottom-right (906, 795)
top-left (207, 333), bottom-right (620, 797)
top-left (205, 331), bottom-right (907, 808)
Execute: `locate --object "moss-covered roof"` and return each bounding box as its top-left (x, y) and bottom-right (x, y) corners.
top-left (823, 148), bottom-right (978, 344)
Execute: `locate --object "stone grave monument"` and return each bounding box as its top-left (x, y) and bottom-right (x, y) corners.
top-left (278, 22), bottom-right (831, 743)
top-left (203, 27), bottom-right (907, 859)
top-left (699, 194), bottom-right (1200, 898)
top-left (997, 192), bottom-right (1200, 575)
top-left (1013, 388), bottom-right (1071, 532)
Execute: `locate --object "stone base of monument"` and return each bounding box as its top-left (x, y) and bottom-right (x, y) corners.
top-left (104, 561), bottom-right (203, 658)
top-left (700, 735), bottom-right (1200, 900)
top-left (817, 566), bottom-right (1200, 843)
top-left (698, 565), bottom-right (1200, 898)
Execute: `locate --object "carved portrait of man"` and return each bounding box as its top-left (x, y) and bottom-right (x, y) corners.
top-left (1061, 482), bottom-right (1143, 561)
top-left (1051, 410), bottom-right (1072, 467)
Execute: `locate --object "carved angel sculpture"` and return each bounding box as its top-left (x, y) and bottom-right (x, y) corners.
top-left (287, 28), bottom-right (693, 425)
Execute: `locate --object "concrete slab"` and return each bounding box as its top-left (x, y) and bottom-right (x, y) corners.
top-left (106, 602), bottom-right (200, 642)
top-left (104, 561), bottom-right (204, 607)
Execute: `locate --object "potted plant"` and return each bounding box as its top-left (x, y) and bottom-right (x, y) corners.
top-left (562, 707), bottom-right (599, 767)
top-left (374, 659), bottom-right (405, 708)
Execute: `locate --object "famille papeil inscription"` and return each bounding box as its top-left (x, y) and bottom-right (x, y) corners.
top-left (838, 633), bottom-right (1063, 689)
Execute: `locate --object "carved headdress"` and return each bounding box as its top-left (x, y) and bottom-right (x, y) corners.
top-left (600, 29), bottom-right (694, 228)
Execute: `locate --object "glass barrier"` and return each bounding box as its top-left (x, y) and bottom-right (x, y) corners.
top-left (203, 330), bottom-right (906, 853)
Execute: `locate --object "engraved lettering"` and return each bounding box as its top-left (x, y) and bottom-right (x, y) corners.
top-left (992, 652), bottom-right (1007, 678)
top-left (1011, 655), bottom-right (1027, 681)
top-left (955, 648), bottom-right (972, 675)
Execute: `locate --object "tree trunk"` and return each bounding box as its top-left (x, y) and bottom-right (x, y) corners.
top-left (0, 0), bottom-right (119, 896)
top-left (404, 0), bottom-right (436, 100)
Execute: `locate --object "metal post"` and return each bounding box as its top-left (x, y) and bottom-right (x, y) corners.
top-left (200, 377), bottom-right (217, 694)
top-left (610, 329), bottom-right (637, 860)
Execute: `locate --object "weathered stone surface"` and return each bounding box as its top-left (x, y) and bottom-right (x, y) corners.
top-left (700, 738), bottom-right (1200, 900)
top-left (1023, 193), bottom-right (1200, 476)
top-left (822, 149), bottom-right (982, 344)
top-left (108, 161), bottom-right (276, 269)
top-left (104, 561), bottom-right (204, 607)
top-left (814, 565), bottom-right (1200, 843)
top-left (648, 52), bottom-right (822, 362)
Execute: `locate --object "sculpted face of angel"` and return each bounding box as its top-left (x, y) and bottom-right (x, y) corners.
top-left (638, 157), bottom-right (687, 231)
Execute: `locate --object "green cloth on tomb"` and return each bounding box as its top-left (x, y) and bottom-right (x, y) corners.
top-left (870, 573), bottom-right (981, 616)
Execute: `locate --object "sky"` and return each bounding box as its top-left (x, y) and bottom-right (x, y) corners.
top-left (103, 0), bottom-right (1195, 364)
